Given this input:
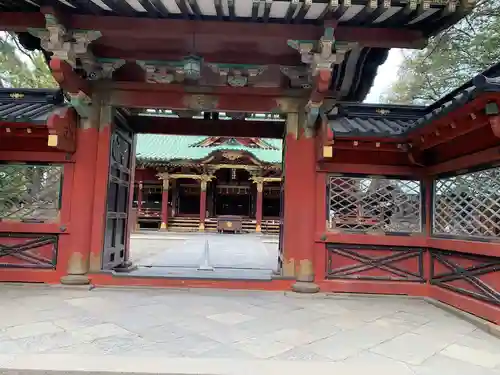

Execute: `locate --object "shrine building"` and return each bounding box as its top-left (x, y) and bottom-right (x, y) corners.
top-left (133, 132), bottom-right (282, 233)
top-left (0, 1), bottom-right (499, 327)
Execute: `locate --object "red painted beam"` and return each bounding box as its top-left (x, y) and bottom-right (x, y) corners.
top-left (0, 123), bottom-right (48, 138)
top-left (96, 81), bottom-right (299, 97)
top-left (106, 84), bottom-right (287, 112)
top-left (316, 162), bottom-right (421, 176)
top-left (329, 139), bottom-right (405, 152)
top-left (409, 96), bottom-right (494, 149)
top-left (0, 222), bottom-right (68, 234)
top-left (0, 151), bottom-right (73, 162)
top-left (128, 116), bottom-right (285, 138)
top-left (0, 13), bottom-right (425, 49)
top-left (72, 15), bottom-right (322, 40)
top-left (70, 16), bottom-right (425, 49)
top-left (416, 114), bottom-right (490, 151)
top-left (427, 146), bottom-right (500, 176)
top-left (95, 47), bottom-right (297, 66)
top-left (0, 12), bottom-right (45, 31)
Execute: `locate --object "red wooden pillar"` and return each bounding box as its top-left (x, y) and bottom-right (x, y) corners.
top-left (282, 113), bottom-right (318, 293)
top-left (160, 177), bottom-right (169, 230)
top-left (199, 178), bottom-right (207, 231)
top-left (89, 105), bottom-right (114, 272)
top-left (255, 181), bottom-right (264, 232)
top-left (136, 181), bottom-right (143, 231)
top-left (60, 119), bottom-right (99, 285)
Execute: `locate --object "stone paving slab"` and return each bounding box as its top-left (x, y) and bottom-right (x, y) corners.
top-left (0, 285), bottom-right (498, 375)
top-left (130, 233), bottom-right (278, 271)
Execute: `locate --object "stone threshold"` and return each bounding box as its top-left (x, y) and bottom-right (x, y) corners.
top-left (0, 355), bottom-right (405, 375)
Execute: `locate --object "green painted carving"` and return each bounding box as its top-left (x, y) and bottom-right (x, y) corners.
top-left (209, 63), bottom-right (265, 70)
top-left (227, 75), bottom-right (248, 87)
top-left (69, 94), bottom-right (92, 119)
top-left (135, 60), bottom-right (183, 68)
top-left (29, 22), bottom-right (101, 67)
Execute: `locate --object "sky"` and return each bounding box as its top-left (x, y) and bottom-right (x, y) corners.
top-left (363, 49), bottom-right (404, 104)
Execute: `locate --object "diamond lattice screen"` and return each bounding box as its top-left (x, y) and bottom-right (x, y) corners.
top-left (433, 167), bottom-right (500, 239)
top-left (0, 164), bottom-right (63, 222)
top-left (327, 176), bottom-right (421, 233)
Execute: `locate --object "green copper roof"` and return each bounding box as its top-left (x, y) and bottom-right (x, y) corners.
top-left (136, 135), bottom-right (283, 164)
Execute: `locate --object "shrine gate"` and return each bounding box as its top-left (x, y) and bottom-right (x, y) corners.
top-left (0, 1), bottom-right (499, 326)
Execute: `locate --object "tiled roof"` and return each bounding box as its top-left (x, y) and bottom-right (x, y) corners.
top-left (136, 134), bottom-right (283, 164)
top-left (327, 103), bottom-right (426, 138)
top-left (0, 88), bottom-right (65, 124)
top-left (410, 64), bottom-right (500, 132)
top-left (328, 63), bottom-right (500, 138)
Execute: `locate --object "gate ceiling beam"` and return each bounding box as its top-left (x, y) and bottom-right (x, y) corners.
top-left (100, 84), bottom-right (300, 113)
top-left (127, 116), bottom-right (284, 138)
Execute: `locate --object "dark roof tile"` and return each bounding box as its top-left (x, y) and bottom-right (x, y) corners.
top-left (328, 63), bottom-right (500, 138)
top-left (327, 102), bottom-right (425, 137)
top-left (0, 88), bottom-right (65, 124)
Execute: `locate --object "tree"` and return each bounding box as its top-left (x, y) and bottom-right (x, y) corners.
top-left (381, 0), bottom-right (500, 105)
top-left (0, 32), bottom-right (57, 89)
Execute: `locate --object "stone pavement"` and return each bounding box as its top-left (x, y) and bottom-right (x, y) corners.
top-left (0, 285), bottom-right (498, 374)
top-left (128, 232), bottom-right (279, 279)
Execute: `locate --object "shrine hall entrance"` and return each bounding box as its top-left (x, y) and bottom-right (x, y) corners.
top-left (213, 168), bottom-right (252, 217)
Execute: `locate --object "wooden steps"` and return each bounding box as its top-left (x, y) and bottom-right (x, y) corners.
top-left (167, 217), bottom-right (199, 232)
top-left (165, 217), bottom-right (281, 234)
top-left (260, 220), bottom-right (280, 235)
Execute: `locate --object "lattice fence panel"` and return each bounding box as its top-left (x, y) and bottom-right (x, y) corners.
top-left (327, 176), bottom-right (421, 233)
top-left (0, 164), bottom-right (63, 222)
top-left (433, 167), bottom-right (500, 239)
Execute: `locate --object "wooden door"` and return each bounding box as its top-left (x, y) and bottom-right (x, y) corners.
top-left (102, 124), bottom-right (134, 270)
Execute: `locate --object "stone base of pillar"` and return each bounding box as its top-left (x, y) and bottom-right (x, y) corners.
top-left (199, 222), bottom-right (205, 232)
top-left (114, 260), bottom-right (137, 273)
top-left (291, 281), bottom-right (320, 293)
top-left (60, 274), bottom-right (90, 285)
top-left (255, 224), bottom-right (261, 232)
top-left (160, 222), bottom-right (167, 231)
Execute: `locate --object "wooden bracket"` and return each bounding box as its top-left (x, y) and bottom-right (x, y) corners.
top-left (50, 58), bottom-right (91, 98)
top-left (46, 107), bottom-right (77, 153)
top-left (50, 58), bottom-right (93, 118)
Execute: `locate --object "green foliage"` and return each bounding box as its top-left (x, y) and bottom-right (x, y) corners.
top-left (381, 0), bottom-right (500, 105)
top-left (0, 32), bottom-right (57, 89)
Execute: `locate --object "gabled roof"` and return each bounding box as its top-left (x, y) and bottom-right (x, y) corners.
top-left (190, 137), bottom-right (279, 150)
top-left (136, 135), bottom-right (283, 165)
top-left (0, 88), bottom-right (65, 124)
